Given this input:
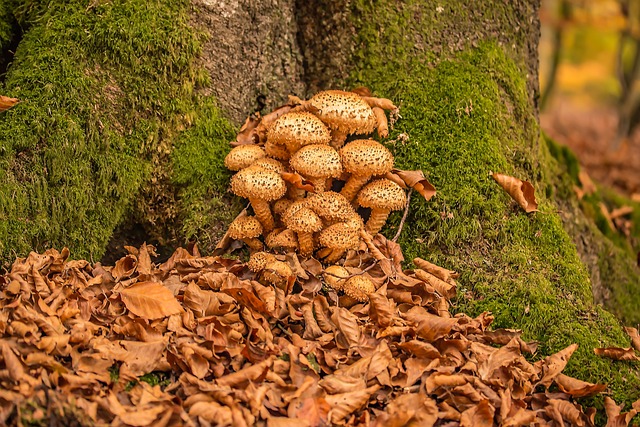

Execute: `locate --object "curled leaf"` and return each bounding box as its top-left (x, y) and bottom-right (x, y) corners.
top-left (387, 169), bottom-right (436, 201)
top-left (594, 347), bottom-right (640, 361)
top-left (281, 172), bottom-right (315, 193)
top-left (119, 281), bottom-right (182, 320)
top-left (0, 95), bottom-right (19, 112)
top-left (624, 326), bottom-right (640, 352)
top-left (491, 173), bottom-right (538, 213)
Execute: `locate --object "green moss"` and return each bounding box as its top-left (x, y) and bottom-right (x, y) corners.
top-left (350, 0), bottom-right (640, 407)
top-left (0, 0), bottom-right (233, 265)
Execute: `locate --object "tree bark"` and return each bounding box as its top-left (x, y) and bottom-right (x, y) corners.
top-left (1, 0), bottom-right (639, 404)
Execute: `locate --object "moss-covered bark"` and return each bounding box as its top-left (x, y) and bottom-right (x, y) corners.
top-left (2, 0), bottom-right (640, 412)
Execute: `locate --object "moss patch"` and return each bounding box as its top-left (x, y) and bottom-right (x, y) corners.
top-left (349, 0), bottom-right (640, 407)
top-left (0, 0), bottom-right (233, 266)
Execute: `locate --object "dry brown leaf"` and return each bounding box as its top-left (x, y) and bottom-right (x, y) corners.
top-left (536, 343), bottom-right (578, 387)
top-left (1, 342), bottom-right (24, 382)
top-left (325, 385), bottom-right (380, 424)
top-left (373, 107), bottom-right (389, 138)
top-left (594, 347), bottom-right (640, 361)
top-left (603, 396), bottom-right (638, 427)
top-left (460, 400), bottom-right (495, 427)
top-left (578, 169), bottom-right (597, 196)
top-left (599, 203), bottom-right (617, 232)
top-left (632, 193), bottom-right (640, 202)
top-left (624, 326), bottom-right (640, 352)
top-left (387, 169), bottom-right (436, 201)
top-left (221, 287), bottom-right (272, 317)
top-left (413, 257), bottom-right (459, 283)
top-left (319, 374), bottom-right (366, 394)
top-left (547, 399), bottom-right (586, 427)
top-left (491, 173), bottom-right (539, 212)
top-left (112, 254), bottom-right (137, 280)
top-left (233, 113), bottom-right (261, 146)
top-left (0, 95), bottom-right (19, 112)
top-left (287, 397), bottom-right (330, 427)
top-left (368, 291), bottom-right (395, 328)
top-left (371, 393), bottom-right (438, 427)
top-left (478, 338), bottom-right (522, 381)
top-left (610, 206), bottom-right (633, 219)
top-left (555, 373), bottom-right (607, 398)
top-left (331, 307), bottom-right (361, 349)
top-left (281, 172), bottom-right (315, 193)
top-left (414, 269), bottom-right (456, 299)
top-left (361, 96), bottom-right (396, 110)
top-left (119, 282), bottom-right (182, 320)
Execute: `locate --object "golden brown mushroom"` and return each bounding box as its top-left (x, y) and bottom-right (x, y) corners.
top-left (306, 191), bottom-right (355, 222)
top-left (228, 216), bottom-right (264, 251)
top-left (265, 228), bottom-right (298, 252)
top-left (356, 179), bottom-right (407, 235)
top-left (342, 275), bottom-right (375, 302)
top-left (231, 165), bottom-right (287, 232)
top-left (224, 145), bottom-right (266, 171)
top-left (265, 140), bottom-right (291, 161)
top-left (262, 260), bottom-right (293, 289)
top-left (289, 144), bottom-right (342, 193)
top-left (323, 265), bottom-right (350, 291)
top-left (318, 221), bottom-right (362, 264)
top-left (247, 251), bottom-right (276, 273)
top-left (282, 206), bottom-right (322, 257)
top-left (339, 139), bottom-right (394, 202)
top-left (252, 157), bottom-right (285, 174)
top-left (267, 111), bottom-right (331, 153)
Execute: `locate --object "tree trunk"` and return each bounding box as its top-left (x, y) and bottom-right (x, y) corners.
top-left (1, 0), bottom-right (639, 405)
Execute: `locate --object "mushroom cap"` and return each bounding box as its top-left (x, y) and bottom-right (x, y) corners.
top-left (224, 145), bottom-right (266, 171)
top-left (248, 251), bottom-right (277, 272)
top-left (265, 228), bottom-right (298, 250)
top-left (281, 199), bottom-right (309, 224)
top-left (323, 265), bottom-right (350, 291)
top-left (253, 157), bottom-right (285, 174)
top-left (308, 90), bottom-right (376, 135)
top-left (343, 275), bottom-right (375, 302)
top-left (273, 199), bottom-right (294, 217)
top-left (283, 206), bottom-right (323, 233)
top-left (267, 112), bottom-right (331, 151)
top-left (357, 179), bottom-right (407, 211)
top-left (231, 165), bottom-right (287, 201)
top-left (289, 144), bottom-right (343, 179)
top-left (228, 216), bottom-right (263, 240)
top-left (318, 222), bottom-right (362, 250)
top-left (265, 140), bottom-right (290, 160)
top-left (306, 191), bottom-right (355, 221)
top-left (340, 139), bottom-right (394, 176)
top-left (263, 260), bottom-right (293, 286)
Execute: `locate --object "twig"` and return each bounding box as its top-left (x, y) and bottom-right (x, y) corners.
top-left (392, 188), bottom-right (413, 242)
top-left (322, 260), bottom-right (379, 280)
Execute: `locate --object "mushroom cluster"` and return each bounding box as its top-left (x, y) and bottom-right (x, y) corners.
top-left (224, 89), bottom-right (406, 301)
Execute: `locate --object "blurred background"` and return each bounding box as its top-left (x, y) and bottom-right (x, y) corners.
top-left (539, 0), bottom-right (640, 199)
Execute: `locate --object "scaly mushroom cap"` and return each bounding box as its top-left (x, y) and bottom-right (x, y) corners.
top-left (265, 228), bottom-right (298, 251)
top-left (343, 275), bottom-right (375, 302)
top-left (228, 216), bottom-right (263, 240)
top-left (319, 222), bottom-right (361, 251)
top-left (308, 90), bottom-right (376, 135)
top-left (263, 260), bottom-right (293, 287)
top-left (306, 191), bottom-right (355, 221)
top-left (273, 199), bottom-right (294, 217)
top-left (252, 157), bottom-right (285, 174)
top-left (224, 145), bottom-right (266, 171)
top-left (283, 207), bottom-right (323, 234)
top-left (231, 166), bottom-right (287, 201)
top-left (248, 251), bottom-right (276, 272)
top-left (281, 199), bottom-right (309, 224)
top-left (340, 139), bottom-right (394, 176)
top-left (265, 140), bottom-right (291, 160)
top-left (357, 179), bottom-right (407, 211)
top-left (289, 144), bottom-right (342, 179)
top-left (267, 112), bottom-right (331, 152)
top-left (323, 265), bottom-right (350, 291)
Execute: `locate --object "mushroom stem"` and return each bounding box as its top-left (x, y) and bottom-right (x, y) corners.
top-left (365, 208), bottom-right (392, 235)
top-left (297, 232), bottom-right (314, 256)
top-left (340, 174), bottom-right (370, 202)
top-left (373, 107), bottom-right (389, 138)
top-left (242, 238), bottom-right (264, 252)
top-left (324, 249), bottom-right (345, 264)
top-left (330, 128), bottom-right (348, 149)
top-left (310, 177), bottom-right (326, 193)
top-left (288, 186), bottom-right (306, 200)
top-left (249, 197), bottom-right (275, 232)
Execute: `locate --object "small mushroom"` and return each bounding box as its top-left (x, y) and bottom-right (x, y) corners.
top-left (307, 90), bottom-right (377, 148)
top-left (265, 140), bottom-right (291, 160)
top-left (342, 275), bottom-right (375, 302)
top-left (265, 228), bottom-right (298, 252)
top-left (263, 260), bottom-right (293, 289)
top-left (267, 111), bottom-right (331, 153)
top-left (224, 145), bottom-right (266, 171)
top-left (282, 206), bottom-right (323, 257)
top-left (273, 198), bottom-right (294, 219)
top-left (306, 191), bottom-right (356, 222)
top-left (323, 265), bottom-right (350, 291)
top-left (356, 179), bottom-right (407, 235)
top-left (318, 221), bottom-right (362, 264)
top-left (339, 139), bottom-right (394, 202)
top-left (231, 165), bottom-right (287, 232)
top-left (247, 251), bottom-right (276, 273)
top-left (228, 216), bottom-right (264, 251)
top-left (252, 157), bottom-right (285, 174)
top-left (289, 144), bottom-right (342, 193)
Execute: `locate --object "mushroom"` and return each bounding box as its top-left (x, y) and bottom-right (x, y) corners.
top-left (267, 111), bottom-right (331, 153)
top-left (228, 216), bottom-right (264, 252)
top-left (247, 251), bottom-right (276, 273)
top-left (224, 145), bottom-right (266, 171)
top-left (306, 191), bottom-right (356, 222)
top-left (273, 198), bottom-right (294, 220)
top-left (318, 221), bottom-right (362, 264)
top-left (339, 139), bottom-right (394, 202)
top-left (231, 165), bottom-right (287, 232)
top-left (289, 144), bottom-right (342, 193)
top-left (356, 179), bottom-right (407, 235)
top-left (252, 157), bottom-right (285, 174)
top-left (342, 275), bottom-right (375, 302)
top-left (265, 228), bottom-right (298, 252)
top-left (306, 90), bottom-right (377, 148)
top-left (263, 260), bottom-right (293, 289)
top-left (282, 206), bottom-right (323, 257)
top-left (323, 265), bottom-right (350, 291)
top-left (265, 140), bottom-right (291, 161)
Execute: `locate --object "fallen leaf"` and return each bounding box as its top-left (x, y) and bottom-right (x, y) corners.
top-left (594, 347), bottom-right (640, 361)
top-left (281, 172), bottom-right (315, 193)
top-left (555, 374), bottom-right (607, 398)
top-left (491, 173), bottom-right (538, 212)
top-left (624, 326), bottom-right (640, 352)
top-left (119, 281), bottom-right (182, 320)
top-left (387, 169), bottom-right (436, 201)
top-left (0, 95), bottom-right (19, 112)
top-left (413, 257), bottom-right (459, 283)
top-left (287, 397), bottom-right (330, 427)
top-left (325, 385), bottom-right (380, 424)
top-left (460, 400), bottom-right (495, 427)
top-left (221, 287), bottom-right (272, 317)
top-left (610, 206), bottom-right (633, 219)
top-left (536, 343), bottom-right (578, 387)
